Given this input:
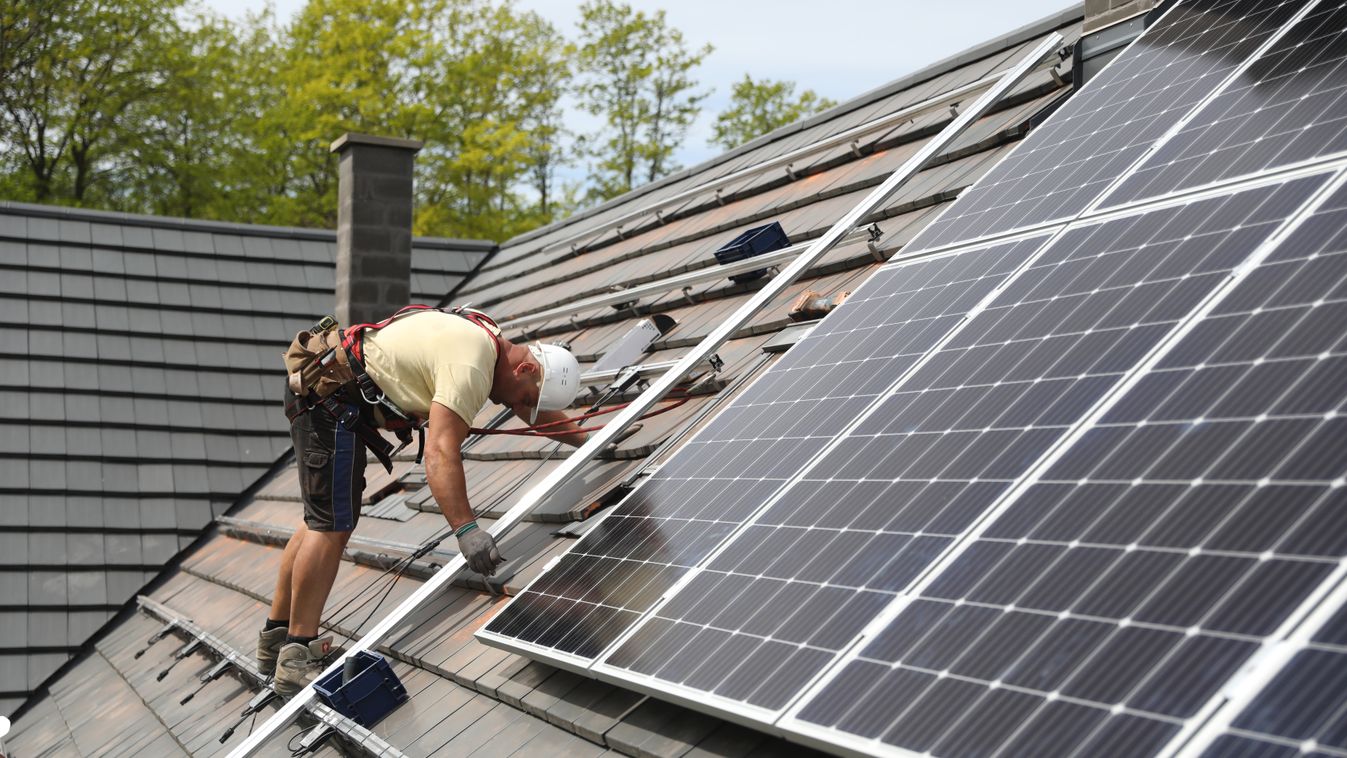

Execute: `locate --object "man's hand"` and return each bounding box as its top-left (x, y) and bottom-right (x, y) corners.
top-left (455, 522), bottom-right (504, 576)
top-left (523, 408), bottom-right (589, 448)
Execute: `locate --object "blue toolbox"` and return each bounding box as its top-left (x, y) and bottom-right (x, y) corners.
top-left (714, 221), bottom-right (791, 282)
top-left (312, 651), bottom-right (408, 727)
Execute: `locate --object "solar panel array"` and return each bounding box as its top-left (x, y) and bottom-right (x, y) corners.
top-left (483, 234), bottom-right (1047, 663)
top-left (911, 0), bottom-right (1310, 251)
top-left (481, 1), bottom-right (1347, 754)
top-left (787, 175), bottom-right (1337, 755)
top-left (1107, 1), bottom-right (1347, 205)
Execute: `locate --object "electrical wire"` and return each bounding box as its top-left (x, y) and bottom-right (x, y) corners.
top-left (467, 396), bottom-right (690, 436)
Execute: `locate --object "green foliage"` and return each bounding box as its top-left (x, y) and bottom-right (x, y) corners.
top-left (710, 74), bottom-right (836, 150)
top-left (574, 0), bottom-right (710, 202)
top-left (0, 0), bottom-right (183, 204)
top-left (0, 0), bottom-right (720, 240)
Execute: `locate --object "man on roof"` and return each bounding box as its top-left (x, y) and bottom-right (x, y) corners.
top-left (261, 305), bottom-right (588, 697)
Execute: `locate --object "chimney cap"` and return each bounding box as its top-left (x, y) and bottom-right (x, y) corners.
top-left (330, 132), bottom-right (424, 154)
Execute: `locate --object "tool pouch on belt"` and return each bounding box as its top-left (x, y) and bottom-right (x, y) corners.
top-left (284, 329), bottom-right (354, 401)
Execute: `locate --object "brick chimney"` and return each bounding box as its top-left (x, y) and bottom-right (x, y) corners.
top-left (1083, 0), bottom-right (1157, 33)
top-left (330, 132), bottom-right (423, 327)
top-left (1077, 0), bottom-right (1159, 87)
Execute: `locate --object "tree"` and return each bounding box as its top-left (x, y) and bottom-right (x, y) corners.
top-left (0, 0), bottom-right (181, 204)
top-left (415, 0), bottom-right (573, 239)
top-left (574, 0), bottom-right (710, 203)
top-left (114, 10), bottom-right (260, 219)
top-left (710, 75), bottom-right (836, 150)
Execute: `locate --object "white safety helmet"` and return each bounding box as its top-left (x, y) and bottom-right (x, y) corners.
top-left (527, 343), bottom-right (581, 423)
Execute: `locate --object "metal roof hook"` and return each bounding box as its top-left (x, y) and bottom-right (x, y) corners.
top-left (850, 140), bottom-right (863, 159)
top-left (785, 163), bottom-right (797, 181)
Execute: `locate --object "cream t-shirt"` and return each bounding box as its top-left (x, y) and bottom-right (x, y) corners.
top-left (361, 311), bottom-right (498, 426)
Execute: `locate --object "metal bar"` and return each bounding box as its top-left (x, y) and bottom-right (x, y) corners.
top-left (501, 226), bottom-right (874, 330)
top-left (521, 69), bottom-right (1018, 261)
top-left (136, 596), bottom-right (408, 758)
top-left (579, 355), bottom-right (719, 388)
top-left (226, 35), bottom-right (1060, 757)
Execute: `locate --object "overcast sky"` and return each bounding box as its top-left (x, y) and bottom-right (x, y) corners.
top-left (202, 0), bottom-right (1075, 176)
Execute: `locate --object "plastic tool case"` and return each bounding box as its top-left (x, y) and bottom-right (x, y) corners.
top-left (714, 221), bottom-right (790, 282)
top-left (313, 651), bottom-right (408, 727)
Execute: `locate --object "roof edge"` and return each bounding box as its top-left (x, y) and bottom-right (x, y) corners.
top-left (7, 450), bottom-right (297, 726)
top-left (497, 2), bottom-right (1083, 251)
top-left (0, 200), bottom-right (496, 251)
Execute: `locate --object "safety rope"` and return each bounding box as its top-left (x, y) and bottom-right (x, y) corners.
top-left (467, 396), bottom-right (691, 437)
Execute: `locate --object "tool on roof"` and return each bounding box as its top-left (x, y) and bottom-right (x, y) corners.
top-left (714, 221), bottom-right (791, 282)
top-left (312, 651), bottom-right (407, 728)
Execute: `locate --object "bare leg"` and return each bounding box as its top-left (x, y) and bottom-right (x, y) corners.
top-left (286, 528), bottom-right (352, 637)
top-left (268, 523), bottom-right (308, 623)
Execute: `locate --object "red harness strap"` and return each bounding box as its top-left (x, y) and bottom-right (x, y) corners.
top-left (341, 305), bottom-right (505, 363)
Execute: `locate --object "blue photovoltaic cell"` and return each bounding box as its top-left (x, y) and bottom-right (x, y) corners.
top-left (913, 0), bottom-right (1309, 251)
top-left (481, 235), bottom-right (1047, 659)
top-left (1109, 1), bottom-right (1347, 205)
top-left (613, 177), bottom-right (1325, 727)
top-left (798, 172), bottom-right (1347, 755)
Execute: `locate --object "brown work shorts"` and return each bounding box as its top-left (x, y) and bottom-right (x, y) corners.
top-left (287, 389), bottom-right (367, 532)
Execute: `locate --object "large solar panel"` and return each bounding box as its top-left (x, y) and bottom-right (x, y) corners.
top-left (1126, 181), bottom-right (1347, 758)
top-left (786, 170), bottom-right (1342, 755)
top-left (480, 2), bottom-right (1347, 755)
top-left (597, 175), bottom-right (1328, 721)
top-left (1108, 1), bottom-right (1347, 206)
top-left (914, 0), bottom-right (1310, 251)
top-left (480, 235), bottom-right (1050, 663)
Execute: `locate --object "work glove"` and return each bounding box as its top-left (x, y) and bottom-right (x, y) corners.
top-left (456, 521), bottom-right (504, 576)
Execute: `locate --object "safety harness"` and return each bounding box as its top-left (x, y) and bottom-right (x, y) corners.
top-left (283, 305), bottom-right (506, 473)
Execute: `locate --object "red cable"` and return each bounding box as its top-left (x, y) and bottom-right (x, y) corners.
top-left (468, 396), bottom-right (692, 437)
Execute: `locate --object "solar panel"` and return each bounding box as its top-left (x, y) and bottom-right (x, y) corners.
top-left (480, 234), bottom-right (1050, 664)
top-left (1108, 1), bottom-right (1347, 206)
top-left (477, 3), bottom-right (1347, 755)
top-left (913, 0), bottom-right (1310, 252)
top-left (787, 171), bottom-right (1347, 756)
top-left (1205, 607), bottom-right (1347, 757)
top-left (597, 174), bottom-right (1328, 723)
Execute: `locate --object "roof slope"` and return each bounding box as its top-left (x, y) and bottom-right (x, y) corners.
top-left (0, 204), bottom-right (493, 713)
top-left (7, 6), bottom-right (1084, 755)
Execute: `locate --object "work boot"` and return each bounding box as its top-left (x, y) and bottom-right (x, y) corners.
top-left (255, 626), bottom-right (288, 677)
top-left (273, 637), bottom-right (333, 698)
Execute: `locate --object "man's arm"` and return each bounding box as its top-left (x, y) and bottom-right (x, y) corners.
top-left (527, 408), bottom-right (589, 447)
top-left (425, 401), bottom-right (504, 575)
top-left (424, 401), bottom-right (474, 529)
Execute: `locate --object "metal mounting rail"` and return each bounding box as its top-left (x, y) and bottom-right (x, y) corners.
top-left (580, 354), bottom-right (720, 389)
top-left (517, 67), bottom-right (1027, 262)
top-left (500, 225), bottom-right (877, 331)
top-left (227, 34), bottom-right (1061, 757)
top-left (135, 595), bottom-right (408, 758)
